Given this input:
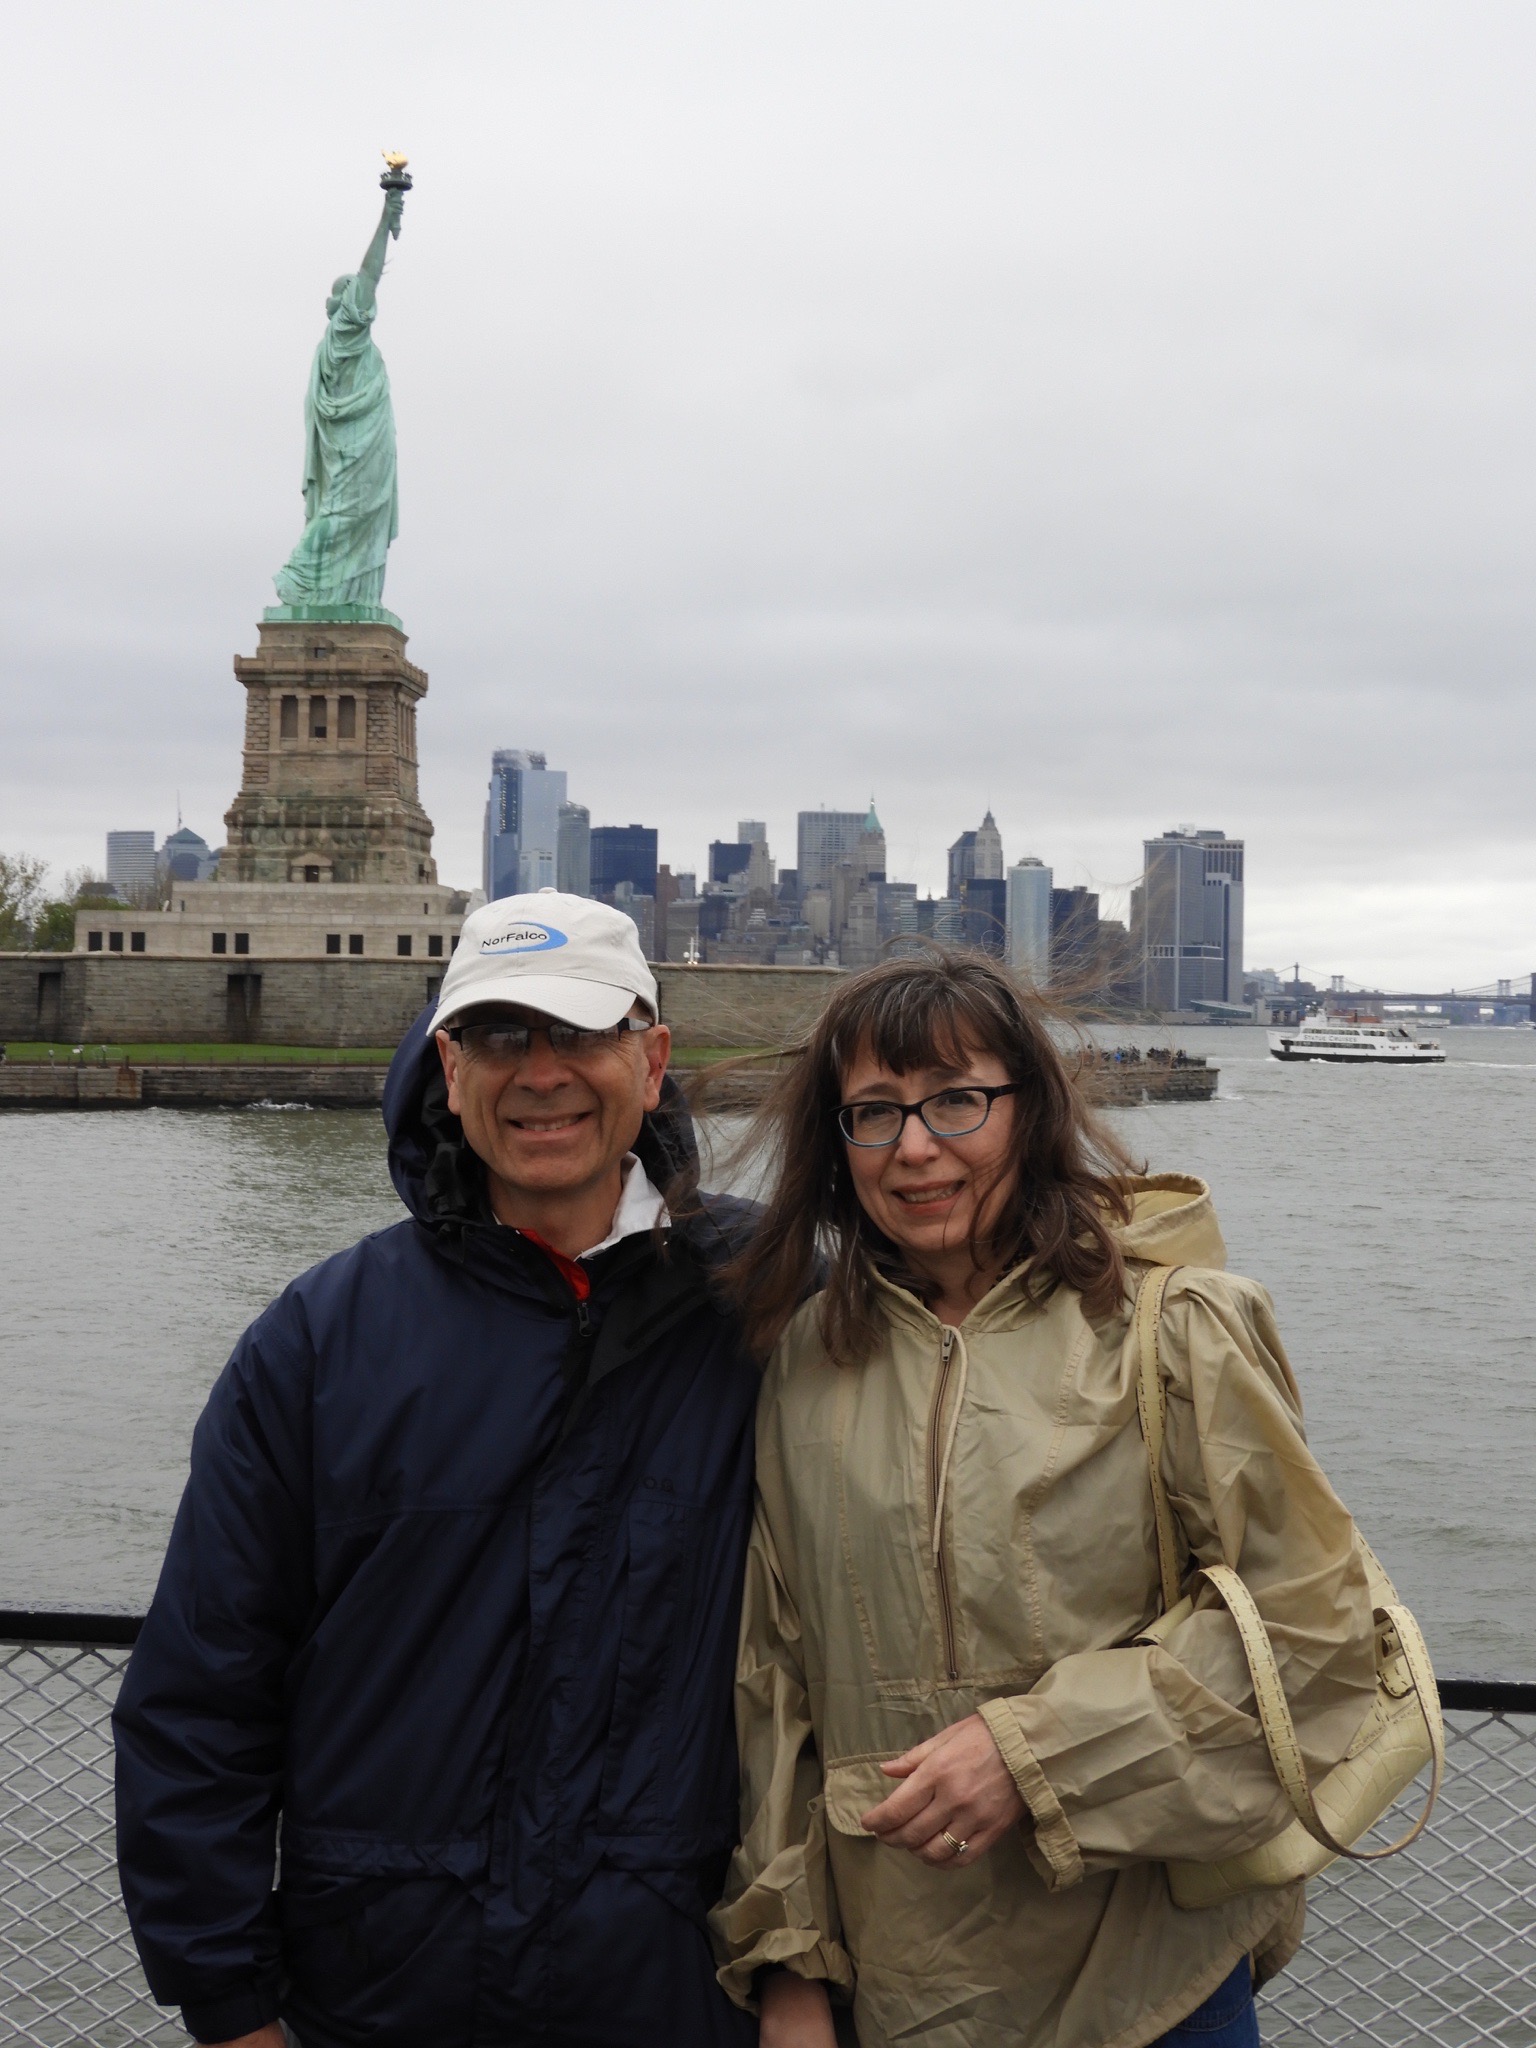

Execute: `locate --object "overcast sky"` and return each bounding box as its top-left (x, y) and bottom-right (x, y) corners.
top-left (2, 2), bottom-right (1534, 987)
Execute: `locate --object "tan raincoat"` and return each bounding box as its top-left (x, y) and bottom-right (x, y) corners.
top-left (710, 1176), bottom-right (1379, 2047)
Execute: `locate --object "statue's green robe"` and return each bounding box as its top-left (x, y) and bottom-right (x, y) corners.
top-left (274, 272), bottom-right (398, 609)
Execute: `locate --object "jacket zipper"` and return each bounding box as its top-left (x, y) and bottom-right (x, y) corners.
top-left (929, 1326), bottom-right (960, 1682)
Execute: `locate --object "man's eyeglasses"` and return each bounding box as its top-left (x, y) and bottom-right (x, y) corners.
top-left (836, 1083), bottom-right (1022, 1149)
top-left (448, 1017), bottom-right (651, 1060)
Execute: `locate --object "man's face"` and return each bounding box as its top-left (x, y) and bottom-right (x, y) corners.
top-left (436, 1004), bottom-right (671, 1210)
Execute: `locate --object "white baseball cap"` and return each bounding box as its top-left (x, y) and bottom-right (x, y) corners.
top-left (430, 891), bottom-right (660, 1035)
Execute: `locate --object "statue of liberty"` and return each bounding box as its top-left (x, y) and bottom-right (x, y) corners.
top-left (272, 163), bottom-right (410, 616)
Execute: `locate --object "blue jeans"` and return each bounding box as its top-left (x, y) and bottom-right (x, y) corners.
top-left (1153, 1959), bottom-right (1259, 2046)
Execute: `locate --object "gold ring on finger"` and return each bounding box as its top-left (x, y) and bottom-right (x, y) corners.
top-left (942, 1830), bottom-right (970, 1857)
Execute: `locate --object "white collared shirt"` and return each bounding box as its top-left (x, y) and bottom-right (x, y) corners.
top-left (578, 1154), bottom-right (670, 1262)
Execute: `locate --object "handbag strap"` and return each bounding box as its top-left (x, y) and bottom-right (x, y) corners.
top-left (1131, 1265), bottom-right (1445, 1861)
top-left (1199, 1562), bottom-right (1445, 1861)
top-left (1132, 1264), bottom-right (1184, 1612)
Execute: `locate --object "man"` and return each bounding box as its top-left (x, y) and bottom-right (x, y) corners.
top-left (115, 893), bottom-right (761, 2048)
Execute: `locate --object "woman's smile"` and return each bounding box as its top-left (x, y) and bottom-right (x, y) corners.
top-left (889, 1179), bottom-right (965, 1210)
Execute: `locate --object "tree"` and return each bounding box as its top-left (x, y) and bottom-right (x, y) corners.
top-left (0, 852), bottom-right (48, 949)
top-left (30, 900), bottom-right (76, 951)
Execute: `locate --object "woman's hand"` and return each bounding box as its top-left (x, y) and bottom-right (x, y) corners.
top-left (859, 1713), bottom-right (1025, 1866)
top-left (760, 1970), bottom-right (837, 2046)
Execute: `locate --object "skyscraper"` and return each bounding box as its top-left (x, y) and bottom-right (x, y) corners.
top-left (557, 802), bottom-right (591, 896)
top-left (1051, 887), bottom-right (1101, 980)
top-left (958, 877), bottom-right (1007, 955)
top-left (797, 810), bottom-right (869, 896)
top-left (856, 800), bottom-right (886, 885)
top-left (483, 750), bottom-right (567, 901)
top-left (973, 811), bottom-right (1004, 880)
top-left (106, 831), bottom-right (157, 894)
top-left (590, 825), bottom-right (658, 899)
top-left (947, 811), bottom-right (1002, 899)
top-left (1139, 828), bottom-right (1245, 1011)
top-left (1005, 859), bottom-right (1052, 984)
top-left (158, 828), bottom-right (217, 883)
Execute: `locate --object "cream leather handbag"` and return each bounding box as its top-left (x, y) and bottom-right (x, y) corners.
top-left (1131, 1265), bottom-right (1444, 1910)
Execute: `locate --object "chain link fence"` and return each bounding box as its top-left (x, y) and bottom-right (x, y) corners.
top-left (1, 1630), bottom-right (1533, 2046)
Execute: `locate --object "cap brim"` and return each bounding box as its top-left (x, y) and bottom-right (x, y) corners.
top-left (430, 974), bottom-right (649, 1036)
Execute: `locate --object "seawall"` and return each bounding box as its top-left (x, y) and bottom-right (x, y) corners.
top-left (0, 1052), bottom-right (1217, 1113)
top-left (0, 1064), bottom-right (388, 1110)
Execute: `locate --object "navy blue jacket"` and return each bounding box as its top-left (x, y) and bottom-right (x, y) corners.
top-left (114, 1016), bottom-right (761, 2047)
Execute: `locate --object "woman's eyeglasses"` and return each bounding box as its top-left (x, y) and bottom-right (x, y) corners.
top-left (836, 1083), bottom-right (1021, 1148)
top-left (448, 1018), bottom-right (651, 1060)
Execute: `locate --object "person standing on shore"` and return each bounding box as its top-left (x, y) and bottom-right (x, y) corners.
top-left (114, 893), bottom-right (760, 2048)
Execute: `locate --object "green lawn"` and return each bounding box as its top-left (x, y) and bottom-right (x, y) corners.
top-left (0, 1042), bottom-right (397, 1066)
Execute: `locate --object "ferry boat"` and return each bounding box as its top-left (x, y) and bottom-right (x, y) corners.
top-left (1268, 1012), bottom-right (1446, 1064)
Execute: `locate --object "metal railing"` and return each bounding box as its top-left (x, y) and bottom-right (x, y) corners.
top-left (1, 1617), bottom-right (1533, 2046)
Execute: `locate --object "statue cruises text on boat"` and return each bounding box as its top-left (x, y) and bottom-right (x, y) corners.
top-left (1268, 1012), bottom-right (1446, 1065)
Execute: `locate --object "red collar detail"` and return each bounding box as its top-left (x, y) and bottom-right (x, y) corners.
top-left (515, 1229), bottom-right (593, 1302)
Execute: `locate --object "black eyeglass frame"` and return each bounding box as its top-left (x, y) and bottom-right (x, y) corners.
top-left (446, 1016), bottom-right (653, 1057)
top-left (836, 1081), bottom-right (1023, 1148)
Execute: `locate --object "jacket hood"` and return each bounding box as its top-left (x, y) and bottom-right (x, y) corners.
top-left (1112, 1172), bottom-right (1227, 1271)
top-left (381, 1003), bottom-right (702, 1231)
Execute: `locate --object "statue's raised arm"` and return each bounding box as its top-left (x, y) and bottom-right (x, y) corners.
top-left (358, 188), bottom-right (405, 297)
top-left (271, 164), bottom-right (411, 619)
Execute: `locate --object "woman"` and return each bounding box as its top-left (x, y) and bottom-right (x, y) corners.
top-left (708, 952), bottom-right (1380, 2048)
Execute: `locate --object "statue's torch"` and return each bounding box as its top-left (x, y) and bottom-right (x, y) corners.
top-left (380, 152), bottom-right (412, 236)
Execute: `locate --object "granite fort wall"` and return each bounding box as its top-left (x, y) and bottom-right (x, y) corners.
top-left (0, 955), bottom-right (446, 1048)
top-left (653, 965), bottom-right (843, 1049)
top-left (0, 956), bottom-right (845, 1050)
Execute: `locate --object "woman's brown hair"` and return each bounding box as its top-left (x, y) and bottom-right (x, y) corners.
top-left (724, 948), bottom-right (1139, 1363)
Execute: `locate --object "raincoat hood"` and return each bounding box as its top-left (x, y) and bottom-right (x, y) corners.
top-left (1113, 1172), bottom-right (1228, 1272)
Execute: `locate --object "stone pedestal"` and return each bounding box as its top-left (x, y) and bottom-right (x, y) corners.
top-left (223, 617), bottom-right (437, 885)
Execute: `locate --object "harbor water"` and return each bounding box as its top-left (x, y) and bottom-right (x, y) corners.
top-left (1, 1025), bottom-right (1533, 1675)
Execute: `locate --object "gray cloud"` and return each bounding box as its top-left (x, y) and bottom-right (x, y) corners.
top-left (2, 1), bottom-right (1533, 984)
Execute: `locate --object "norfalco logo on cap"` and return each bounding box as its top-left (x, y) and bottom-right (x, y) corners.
top-left (479, 923), bottom-right (569, 955)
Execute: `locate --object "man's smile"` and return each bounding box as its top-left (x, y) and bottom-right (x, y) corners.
top-left (505, 1109), bottom-right (593, 1134)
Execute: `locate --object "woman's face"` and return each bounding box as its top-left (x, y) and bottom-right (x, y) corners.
top-left (838, 1038), bottom-right (1020, 1275)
